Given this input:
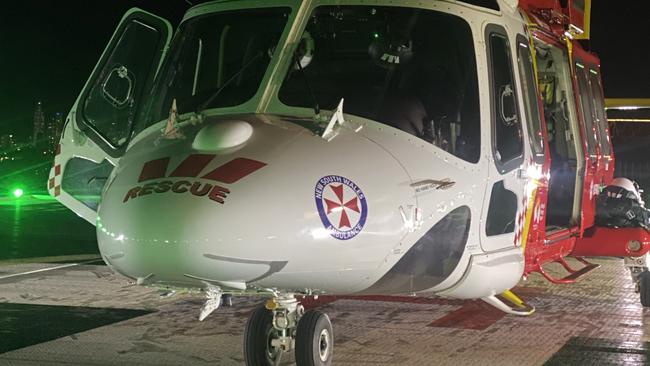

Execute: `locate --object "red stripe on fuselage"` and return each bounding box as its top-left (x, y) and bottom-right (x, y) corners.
top-left (202, 158), bottom-right (267, 184)
top-left (169, 154), bottom-right (214, 178)
top-left (138, 157), bottom-right (170, 182)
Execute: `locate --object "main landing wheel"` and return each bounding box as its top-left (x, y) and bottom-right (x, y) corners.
top-left (640, 271), bottom-right (650, 307)
top-left (243, 306), bottom-right (281, 366)
top-left (295, 310), bottom-right (333, 366)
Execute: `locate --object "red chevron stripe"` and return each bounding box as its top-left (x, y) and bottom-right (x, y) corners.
top-left (202, 158), bottom-right (267, 184)
top-left (169, 154), bottom-right (214, 178)
top-left (139, 156), bottom-right (266, 184)
top-left (138, 157), bottom-right (170, 182)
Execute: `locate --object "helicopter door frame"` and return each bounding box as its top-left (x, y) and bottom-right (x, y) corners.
top-left (586, 64), bottom-right (615, 183)
top-left (75, 9), bottom-right (172, 158)
top-left (48, 9), bottom-right (172, 225)
top-left (530, 32), bottom-right (585, 234)
top-left (572, 57), bottom-right (600, 231)
top-left (479, 24), bottom-right (529, 253)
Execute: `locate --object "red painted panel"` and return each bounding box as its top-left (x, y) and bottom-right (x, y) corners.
top-left (202, 158), bottom-right (266, 184)
top-left (138, 157), bottom-right (170, 182)
top-left (572, 227), bottom-right (650, 257)
top-left (169, 154), bottom-right (214, 178)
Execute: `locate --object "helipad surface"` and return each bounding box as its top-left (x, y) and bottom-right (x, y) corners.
top-left (1, 257), bottom-right (649, 365)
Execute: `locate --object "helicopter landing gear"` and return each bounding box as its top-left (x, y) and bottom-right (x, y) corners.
top-left (295, 309), bottom-right (333, 366)
top-left (625, 253), bottom-right (650, 307)
top-left (243, 293), bottom-right (334, 366)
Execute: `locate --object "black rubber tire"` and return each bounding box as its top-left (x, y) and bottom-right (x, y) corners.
top-left (243, 305), bottom-right (276, 366)
top-left (295, 310), bottom-right (333, 366)
top-left (640, 271), bottom-right (650, 307)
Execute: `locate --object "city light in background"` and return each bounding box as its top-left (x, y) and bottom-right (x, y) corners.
top-left (0, 102), bottom-right (63, 196)
top-left (13, 188), bottom-right (24, 198)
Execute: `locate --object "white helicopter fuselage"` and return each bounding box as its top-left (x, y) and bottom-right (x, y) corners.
top-left (52, 0), bottom-right (534, 306)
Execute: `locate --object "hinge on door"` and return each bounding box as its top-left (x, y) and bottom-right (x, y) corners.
top-left (516, 168), bottom-right (528, 180)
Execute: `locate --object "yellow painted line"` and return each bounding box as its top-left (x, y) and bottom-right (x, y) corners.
top-left (520, 187), bottom-right (538, 252)
top-left (605, 98), bottom-right (650, 109)
top-left (608, 118), bottom-right (650, 123)
top-left (573, 0), bottom-right (591, 40)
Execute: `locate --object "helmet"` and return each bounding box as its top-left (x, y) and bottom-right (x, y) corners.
top-left (610, 177), bottom-right (643, 204)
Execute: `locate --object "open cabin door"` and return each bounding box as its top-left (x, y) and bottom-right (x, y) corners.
top-left (571, 45), bottom-right (602, 233)
top-left (478, 26), bottom-right (532, 253)
top-left (47, 9), bottom-right (171, 225)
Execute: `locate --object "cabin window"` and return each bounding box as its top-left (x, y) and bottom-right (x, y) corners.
top-left (82, 20), bottom-right (162, 147)
top-left (575, 61), bottom-right (598, 157)
top-left (487, 29), bottom-right (523, 172)
top-left (588, 68), bottom-right (612, 156)
top-left (279, 6), bottom-right (481, 163)
top-left (62, 158), bottom-right (114, 211)
top-left (486, 180), bottom-right (517, 236)
top-left (516, 37), bottom-right (545, 164)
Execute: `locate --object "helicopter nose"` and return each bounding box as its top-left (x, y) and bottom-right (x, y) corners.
top-left (93, 114), bottom-right (416, 292)
top-left (96, 153), bottom-right (271, 286)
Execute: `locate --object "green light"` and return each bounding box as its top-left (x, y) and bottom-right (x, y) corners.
top-left (372, 32), bottom-right (379, 39)
top-left (13, 188), bottom-right (24, 198)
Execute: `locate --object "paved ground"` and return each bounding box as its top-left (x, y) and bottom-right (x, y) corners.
top-left (1, 257), bottom-right (650, 365)
top-left (0, 199), bottom-right (97, 261)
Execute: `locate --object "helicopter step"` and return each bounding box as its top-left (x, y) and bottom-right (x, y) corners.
top-left (535, 257), bottom-right (600, 285)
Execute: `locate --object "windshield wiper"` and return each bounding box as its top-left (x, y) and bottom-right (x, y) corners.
top-left (293, 53), bottom-right (320, 117)
top-left (197, 51), bottom-right (263, 112)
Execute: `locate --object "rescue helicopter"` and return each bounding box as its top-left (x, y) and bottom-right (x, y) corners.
top-left (48, 0), bottom-right (650, 364)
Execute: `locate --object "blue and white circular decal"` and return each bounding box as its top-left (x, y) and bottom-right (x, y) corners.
top-left (315, 175), bottom-right (368, 240)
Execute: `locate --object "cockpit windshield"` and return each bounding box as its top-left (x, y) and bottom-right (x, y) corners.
top-left (279, 6), bottom-right (480, 163)
top-left (136, 7), bottom-right (291, 131)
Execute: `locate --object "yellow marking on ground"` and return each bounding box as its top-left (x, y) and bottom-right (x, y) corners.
top-left (605, 98), bottom-right (650, 109)
top-left (608, 118), bottom-right (650, 123)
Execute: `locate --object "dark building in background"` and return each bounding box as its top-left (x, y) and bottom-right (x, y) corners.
top-left (31, 101), bottom-right (64, 155)
top-left (46, 112), bottom-right (64, 154)
top-left (0, 102), bottom-right (65, 194)
top-left (32, 101), bottom-right (45, 145)
top-left (0, 134), bottom-right (17, 163)
top-left (0, 134), bottom-right (16, 150)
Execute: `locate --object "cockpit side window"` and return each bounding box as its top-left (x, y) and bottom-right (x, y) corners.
top-left (486, 26), bottom-right (523, 173)
top-left (278, 6), bottom-right (481, 163)
top-left (83, 20), bottom-right (162, 148)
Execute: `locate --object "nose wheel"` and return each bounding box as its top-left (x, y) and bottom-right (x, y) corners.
top-left (243, 305), bottom-right (282, 365)
top-left (625, 253), bottom-right (650, 307)
top-left (296, 310), bottom-right (333, 366)
top-left (243, 294), bottom-right (334, 366)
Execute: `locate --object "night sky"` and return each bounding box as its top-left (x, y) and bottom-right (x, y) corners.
top-left (1, 1), bottom-right (649, 140)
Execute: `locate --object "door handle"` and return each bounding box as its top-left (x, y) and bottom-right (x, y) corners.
top-left (410, 178), bottom-right (455, 192)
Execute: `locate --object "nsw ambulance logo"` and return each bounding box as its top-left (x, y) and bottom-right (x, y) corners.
top-left (315, 175), bottom-right (368, 240)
